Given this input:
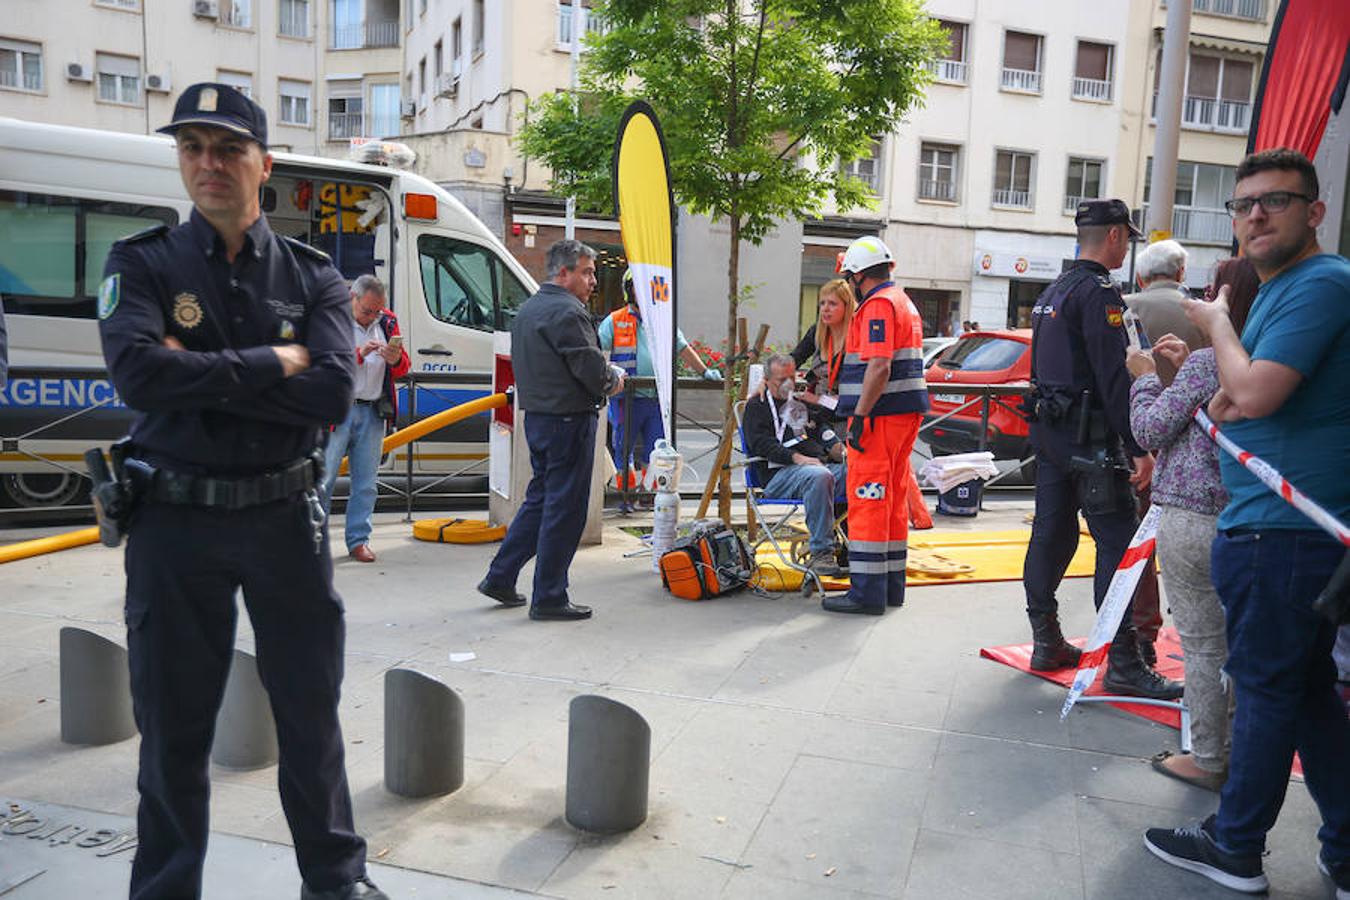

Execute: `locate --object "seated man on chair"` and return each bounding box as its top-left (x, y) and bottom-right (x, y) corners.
top-left (744, 353), bottom-right (847, 576)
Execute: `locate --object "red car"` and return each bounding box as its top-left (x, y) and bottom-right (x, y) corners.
top-left (922, 328), bottom-right (1033, 461)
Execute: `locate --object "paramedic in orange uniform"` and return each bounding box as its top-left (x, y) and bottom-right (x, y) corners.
top-left (824, 236), bottom-right (929, 615)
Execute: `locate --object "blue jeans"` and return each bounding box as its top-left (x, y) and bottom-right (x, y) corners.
top-left (763, 462), bottom-right (845, 555)
top-left (321, 402), bottom-right (384, 551)
top-left (485, 411), bottom-right (596, 609)
top-left (1211, 529), bottom-right (1350, 864)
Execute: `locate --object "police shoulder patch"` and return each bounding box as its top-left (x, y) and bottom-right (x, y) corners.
top-left (120, 223), bottom-right (170, 244)
top-left (1105, 305), bottom-right (1125, 328)
top-left (97, 274), bottom-right (121, 320)
top-left (282, 236), bottom-right (332, 263)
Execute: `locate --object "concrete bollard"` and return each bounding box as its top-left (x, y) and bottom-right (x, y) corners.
top-left (59, 627), bottom-right (137, 745)
top-left (565, 695), bottom-right (650, 833)
top-left (384, 668), bottom-right (464, 798)
top-left (211, 649), bottom-right (278, 770)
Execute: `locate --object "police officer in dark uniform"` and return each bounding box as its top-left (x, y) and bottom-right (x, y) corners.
top-left (1021, 199), bottom-right (1182, 700)
top-left (97, 83), bottom-right (387, 900)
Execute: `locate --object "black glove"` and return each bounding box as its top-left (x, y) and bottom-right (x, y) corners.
top-left (847, 416), bottom-right (866, 453)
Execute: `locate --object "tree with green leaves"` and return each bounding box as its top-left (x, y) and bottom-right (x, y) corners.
top-left (518, 0), bottom-right (946, 422)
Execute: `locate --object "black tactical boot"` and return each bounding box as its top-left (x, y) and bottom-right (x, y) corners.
top-left (1028, 613), bottom-right (1082, 671)
top-left (1104, 631), bottom-right (1183, 700)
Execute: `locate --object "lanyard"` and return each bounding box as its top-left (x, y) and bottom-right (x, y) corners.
top-left (767, 393), bottom-right (791, 443)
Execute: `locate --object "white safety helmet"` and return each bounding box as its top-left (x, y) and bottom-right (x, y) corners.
top-left (836, 236), bottom-right (895, 275)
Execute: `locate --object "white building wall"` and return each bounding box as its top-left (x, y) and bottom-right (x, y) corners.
top-left (1, 0), bottom-right (330, 154)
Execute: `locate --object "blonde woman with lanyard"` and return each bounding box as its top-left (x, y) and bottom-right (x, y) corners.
top-left (792, 278), bottom-right (855, 421)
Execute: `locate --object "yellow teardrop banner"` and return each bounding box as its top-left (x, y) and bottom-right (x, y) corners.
top-left (613, 101), bottom-right (677, 441)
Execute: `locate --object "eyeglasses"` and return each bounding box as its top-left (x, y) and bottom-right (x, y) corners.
top-left (1224, 191), bottom-right (1316, 219)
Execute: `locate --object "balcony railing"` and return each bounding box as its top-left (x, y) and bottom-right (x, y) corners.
top-left (927, 58), bottom-right (968, 84)
top-left (1181, 94), bottom-right (1251, 132)
top-left (1072, 76), bottom-right (1113, 102)
top-left (1216, 99), bottom-right (1250, 132)
top-left (919, 179), bottom-right (957, 202)
top-left (330, 20), bottom-right (398, 50)
top-left (1141, 203), bottom-right (1233, 244)
top-left (328, 111), bottom-right (364, 140)
top-left (1000, 67), bottom-right (1042, 93)
top-left (1193, 0), bottom-right (1267, 21)
top-left (1064, 194), bottom-right (1089, 213)
top-left (992, 188), bottom-right (1031, 208)
top-left (0, 70), bottom-right (42, 91)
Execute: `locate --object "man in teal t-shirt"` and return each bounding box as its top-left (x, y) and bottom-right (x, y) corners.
top-left (1144, 148), bottom-right (1350, 897)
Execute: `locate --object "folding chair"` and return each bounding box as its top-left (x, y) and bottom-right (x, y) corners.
top-left (732, 400), bottom-right (846, 597)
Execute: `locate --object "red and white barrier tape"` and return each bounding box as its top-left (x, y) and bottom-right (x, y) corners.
top-left (1192, 408), bottom-right (1350, 547)
top-left (1060, 504), bottom-right (1161, 719)
top-left (1060, 408), bottom-right (1350, 720)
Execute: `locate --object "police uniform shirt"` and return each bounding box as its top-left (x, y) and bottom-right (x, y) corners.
top-left (1030, 259), bottom-right (1143, 456)
top-left (98, 208), bottom-right (356, 474)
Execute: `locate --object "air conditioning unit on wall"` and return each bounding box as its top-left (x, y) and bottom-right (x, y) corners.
top-left (400, 99), bottom-right (415, 118)
top-left (435, 72), bottom-right (457, 98)
top-left (66, 63), bottom-right (93, 82)
top-left (146, 73), bottom-right (172, 93)
top-left (193, 0), bottom-right (219, 19)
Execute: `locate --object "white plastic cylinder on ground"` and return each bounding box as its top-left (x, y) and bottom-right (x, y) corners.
top-left (651, 491), bottom-right (679, 573)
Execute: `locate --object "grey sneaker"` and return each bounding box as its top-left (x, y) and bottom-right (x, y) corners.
top-left (1143, 815), bottom-right (1268, 894)
top-left (807, 549), bottom-right (843, 577)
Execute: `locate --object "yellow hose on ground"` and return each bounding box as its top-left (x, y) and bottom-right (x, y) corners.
top-left (0, 392), bottom-right (510, 565)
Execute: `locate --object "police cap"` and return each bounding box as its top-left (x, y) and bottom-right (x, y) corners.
top-left (1074, 199), bottom-right (1142, 238)
top-left (157, 82), bottom-right (268, 147)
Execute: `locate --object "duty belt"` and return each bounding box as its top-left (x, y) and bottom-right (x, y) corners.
top-left (149, 457), bottom-right (317, 510)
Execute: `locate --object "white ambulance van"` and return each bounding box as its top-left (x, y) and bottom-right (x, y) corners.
top-left (0, 117), bottom-right (535, 507)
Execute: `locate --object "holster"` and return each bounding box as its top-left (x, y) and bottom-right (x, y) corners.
top-left (1069, 450), bottom-right (1134, 517)
top-left (85, 438), bottom-right (141, 548)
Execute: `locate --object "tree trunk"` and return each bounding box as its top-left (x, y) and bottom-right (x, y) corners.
top-left (717, 206), bottom-right (741, 525)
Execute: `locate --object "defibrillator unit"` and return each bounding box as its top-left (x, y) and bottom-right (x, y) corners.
top-left (659, 521), bottom-right (752, 601)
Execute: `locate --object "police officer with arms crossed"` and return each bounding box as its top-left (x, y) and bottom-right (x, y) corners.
top-left (97, 83), bottom-right (385, 899)
top-left (1021, 199), bottom-right (1180, 700)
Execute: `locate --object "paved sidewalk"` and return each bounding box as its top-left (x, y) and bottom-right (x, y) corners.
top-left (0, 501), bottom-right (1333, 898)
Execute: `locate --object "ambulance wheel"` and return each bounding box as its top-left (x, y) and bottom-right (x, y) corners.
top-left (1, 472), bottom-right (89, 508)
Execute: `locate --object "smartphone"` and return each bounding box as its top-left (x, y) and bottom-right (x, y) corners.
top-left (387, 335), bottom-right (404, 351)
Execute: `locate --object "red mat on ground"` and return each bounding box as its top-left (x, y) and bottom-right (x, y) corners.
top-left (982, 628), bottom-right (1306, 779)
top-left (980, 627), bottom-right (1186, 727)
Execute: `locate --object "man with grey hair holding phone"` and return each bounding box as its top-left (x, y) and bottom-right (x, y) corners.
top-left (1127, 238), bottom-right (1207, 386)
top-left (321, 274), bottom-right (410, 563)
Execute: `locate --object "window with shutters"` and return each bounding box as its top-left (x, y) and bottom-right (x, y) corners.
top-left (216, 70), bottom-right (253, 98)
top-left (1000, 31), bottom-right (1042, 94)
top-left (279, 79), bottom-right (311, 126)
top-left (1153, 48), bottom-right (1256, 133)
top-left (927, 20), bottom-right (968, 84)
top-left (95, 52), bottom-right (140, 105)
top-left (1064, 157), bottom-right (1103, 212)
top-left (993, 150), bottom-right (1035, 209)
top-left (0, 38), bottom-right (43, 92)
top-left (1141, 157), bottom-right (1237, 244)
top-left (1072, 41), bottom-right (1113, 102)
top-left (918, 143), bottom-right (959, 202)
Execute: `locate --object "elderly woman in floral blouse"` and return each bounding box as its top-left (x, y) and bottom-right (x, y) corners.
top-left (1126, 257), bottom-right (1260, 791)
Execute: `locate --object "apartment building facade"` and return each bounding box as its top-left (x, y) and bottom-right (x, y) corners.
top-left (3, 1), bottom-right (1275, 346)
top-left (0, 0), bottom-right (401, 156)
